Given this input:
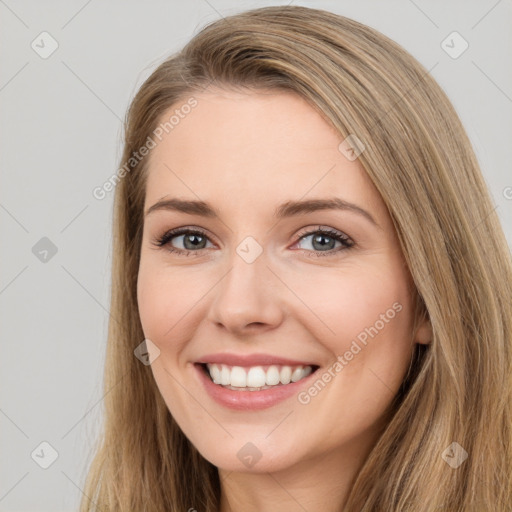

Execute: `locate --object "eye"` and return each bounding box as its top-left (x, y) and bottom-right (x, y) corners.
top-left (152, 225), bottom-right (354, 258)
top-left (292, 226), bottom-right (354, 257)
top-left (152, 227), bottom-right (214, 256)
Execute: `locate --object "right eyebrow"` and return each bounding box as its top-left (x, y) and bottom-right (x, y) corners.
top-left (145, 198), bottom-right (216, 218)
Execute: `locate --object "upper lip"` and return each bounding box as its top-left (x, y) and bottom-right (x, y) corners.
top-left (196, 353), bottom-right (317, 367)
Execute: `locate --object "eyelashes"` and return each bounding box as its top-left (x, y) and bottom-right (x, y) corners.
top-left (154, 228), bottom-right (213, 257)
top-left (293, 226), bottom-right (355, 257)
top-left (152, 225), bottom-right (355, 258)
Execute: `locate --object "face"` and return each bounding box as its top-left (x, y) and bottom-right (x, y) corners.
top-left (137, 88), bottom-right (429, 474)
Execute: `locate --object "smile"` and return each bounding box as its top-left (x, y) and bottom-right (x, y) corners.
top-left (204, 363), bottom-right (314, 390)
top-left (194, 353), bottom-right (320, 410)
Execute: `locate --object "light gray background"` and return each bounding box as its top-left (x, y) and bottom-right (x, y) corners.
top-left (1, 0), bottom-right (511, 510)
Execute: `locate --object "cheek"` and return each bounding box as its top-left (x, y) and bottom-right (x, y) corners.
top-left (137, 254), bottom-right (173, 345)
top-left (298, 265), bottom-right (414, 391)
top-left (290, 263), bottom-right (415, 415)
top-left (136, 257), bottom-right (213, 351)
top-left (137, 262), bottom-right (168, 341)
top-left (287, 264), bottom-right (412, 351)
top-left (136, 260), bottom-right (206, 419)
top-left (287, 269), bottom-right (415, 450)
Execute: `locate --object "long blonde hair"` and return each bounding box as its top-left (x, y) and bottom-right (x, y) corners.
top-left (80, 6), bottom-right (512, 511)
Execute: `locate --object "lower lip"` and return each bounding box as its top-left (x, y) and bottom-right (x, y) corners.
top-left (194, 364), bottom-right (317, 411)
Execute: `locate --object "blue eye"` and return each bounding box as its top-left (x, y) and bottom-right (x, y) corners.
top-left (153, 225), bottom-right (354, 258)
top-left (154, 228), bottom-right (214, 256)
top-left (293, 226), bottom-right (354, 257)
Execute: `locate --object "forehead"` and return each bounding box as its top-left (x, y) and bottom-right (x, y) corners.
top-left (144, 88), bottom-right (385, 219)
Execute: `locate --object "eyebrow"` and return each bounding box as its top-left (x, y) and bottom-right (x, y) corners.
top-left (144, 197), bottom-right (379, 228)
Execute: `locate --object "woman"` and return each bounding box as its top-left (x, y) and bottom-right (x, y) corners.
top-left (80, 5), bottom-right (512, 511)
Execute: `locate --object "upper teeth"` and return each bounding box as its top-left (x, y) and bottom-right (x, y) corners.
top-left (206, 364), bottom-right (313, 388)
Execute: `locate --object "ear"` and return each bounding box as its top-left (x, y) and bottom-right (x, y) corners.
top-left (414, 316), bottom-right (432, 345)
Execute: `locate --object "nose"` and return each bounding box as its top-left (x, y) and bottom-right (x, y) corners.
top-left (206, 248), bottom-right (285, 336)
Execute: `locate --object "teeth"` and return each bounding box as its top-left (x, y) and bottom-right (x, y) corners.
top-left (205, 363), bottom-right (314, 389)
top-left (266, 365), bottom-right (280, 386)
top-left (291, 366), bottom-right (312, 382)
top-left (220, 365), bottom-right (230, 386)
top-left (210, 364), bottom-right (221, 384)
top-left (247, 367), bottom-right (266, 387)
top-left (280, 366), bottom-right (292, 384)
top-left (230, 366), bottom-right (247, 387)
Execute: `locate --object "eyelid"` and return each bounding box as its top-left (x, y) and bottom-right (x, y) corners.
top-left (153, 226), bottom-right (216, 251)
top-left (152, 224), bottom-right (354, 257)
top-left (294, 225), bottom-right (352, 243)
top-left (291, 225), bottom-right (354, 255)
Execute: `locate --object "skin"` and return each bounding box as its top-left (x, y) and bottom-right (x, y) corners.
top-left (137, 88), bottom-right (431, 512)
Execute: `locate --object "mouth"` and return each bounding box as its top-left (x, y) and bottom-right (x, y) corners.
top-left (196, 362), bottom-right (320, 391)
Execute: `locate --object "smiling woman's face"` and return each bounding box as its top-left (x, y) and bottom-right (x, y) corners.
top-left (137, 88), bottom-right (429, 474)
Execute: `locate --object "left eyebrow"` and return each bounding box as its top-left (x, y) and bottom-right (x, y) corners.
top-left (144, 196), bottom-right (380, 229)
top-left (274, 198), bottom-right (380, 229)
